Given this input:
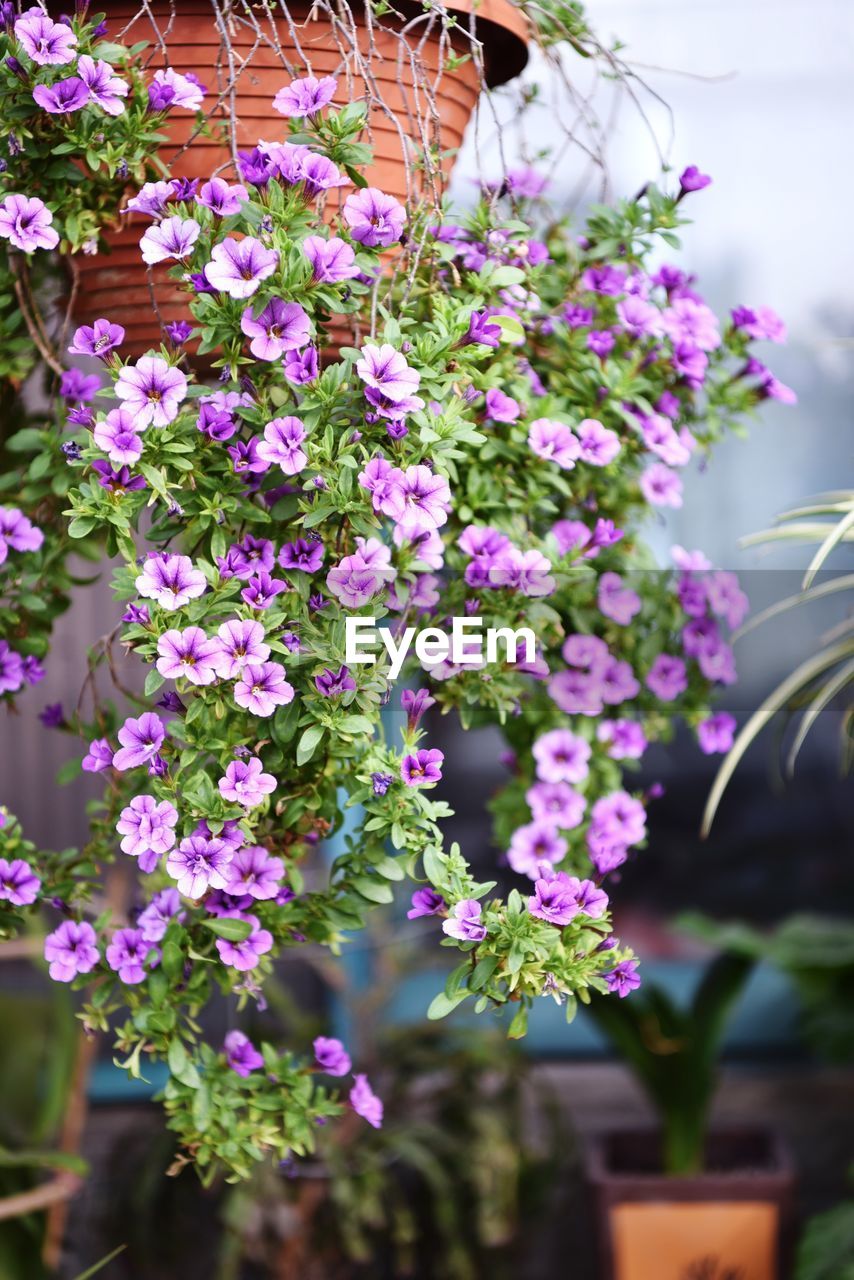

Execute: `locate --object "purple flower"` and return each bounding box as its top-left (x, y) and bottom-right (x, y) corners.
top-left (303, 234), bottom-right (359, 283)
top-left (313, 1035), bottom-right (351, 1076)
top-left (156, 626), bottom-right (221, 686)
top-left (81, 737), bottom-right (113, 773)
top-left (224, 1029), bottom-right (264, 1077)
top-left (233, 662), bottom-right (294, 717)
top-left (93, 407), bottom-right (144, 466)
top-left (44, 920), bottom-right (98, 982)
top-left (203, 237), bottom-right (278, 299)
top-left (21, 655), bottom-right (45, 685)
top-left (697, 711), bottom-right (737, 754)
top-left (733, 304), bottom-right (787, 344)
top-left (350, 1074), bottom-right (384, 1128)
top-left (106, 927), bottom-right (154, 984)
top-left (356, 344), bottom-right (420, 404)
top-left (126, 181), bottom-right (174, 219)
top-left (400, 748), bottom-right (443, 787)
top-left (0, 506), bottom-right (43, 563)
top-left (241, 572), bottom-right (287, 610)
top-left (38, 702), bottom-right (64, 728)
top-left (115, 356), bottom-right (187, 427)
top-left (279, 538), bottom-right (324, 574)
top-left (0, 194), bottom-right (59, 252)
top-left (598, 573), bottom-right (642, 626)
top-left (218, 756), bottom-right (276, 808)
top-left (640, 462), bottom-right (683, 509)
top-left (646, 654), bottom-right (688, 701)
top-left (92, 461), bottom-right (146, 493)
top-left (195, 177), bottom-right (248, 217)
top-left (485, 388), bottom-right (520, 423)
top-left (0, 857), bottom-right (40, 906)
top-left (532, 729), bottom-right (591, 784)
top-left (381, 464), bottom-right (450, 539)
top-left (587, 791), bottom-right (647, 871)
top-left (526, 781), bottom-right (586, 829)
top-left (462, 310), bottom-right (501, 348)
top-left (401, 687), bottom-right (435, 729)
top-left (167, 834), bottom-right (233, 898)
top-left (314, 665), bottom-right (356, 698)
top-left (215, 910), bottom-right (273, 970)
top-left (528, 872), bottom-right (580, 926)
top-left (213, 619), bottom-right (270, 679)
top-left (371, 772), bottom-right (394, 796)
top-left (679, 165), bottom-right (712, 193)
top-left (528, 418), bottom-right (580, 470)
top-left (576, 418), bottom-right (621, 466)
top-left (605, 958), bottom-right (642, 997)
top-left (240, 298), bottom-right (310, 361)
top-left (343, 187), bottom-right (405, 248)
top-left (225, 846), bottom-right (284, 900)
top-left (228, 438), bottom-right (269, 476)
top-left (662, 298), bottom-right (720, 351)
top-left (77, 55), bottom-right (128, 115)
top-left (508, 821), bottom-right (567, 878)
top-left (148, 68), bottom-right (205, 112)
top-left (33, 76), bottom-right (89, 114)
top-left (284, 345), bottom-right (319, 385)
top-left (138, 887), bottom-right (185, 943)
top-left (165, 320), bottom-right (193, 346)
top-left (135, 553), bottom-right (207, 610)
top-left (0, 641), bottom-right (24, 695)
top-left (407, 887), bottom-right (445, 919)
top-left (15, 9), bottom-right (77, 65)
top-left (112, 712), bottom-right (166, 771)
top-left (256, 416), bottom-right (308, 474)
top-left (196, 401), bottom-right (237, 441)
top-left (117, 794), bottom-right (178, 871)
top-left (442, 899), bottom-right (487, 943)
top-left (60, 368), bottom-right (101, 404)
top-left (273, 74), bottom-right (337, 117)
top-left (596, 719), bottom-right (648, 761)
top-left (69, 318), bottom-right (124, 360)
top-left (139, 215), bottom-right (200, 265)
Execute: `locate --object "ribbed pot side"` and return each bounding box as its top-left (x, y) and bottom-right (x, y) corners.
top-left (67, 0), bottom-right (529, 359)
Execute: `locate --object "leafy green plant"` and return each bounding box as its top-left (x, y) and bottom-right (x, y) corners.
top-left (217, 1024), bottom-right (562, 1280)
top-left (587, 951), bottom-right (756, 1175)
top-left (703, 489), bottom-right (854, 834)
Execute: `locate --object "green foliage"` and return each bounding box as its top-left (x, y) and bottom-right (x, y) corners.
top-left (586, 952), bottom-right (756, 1175)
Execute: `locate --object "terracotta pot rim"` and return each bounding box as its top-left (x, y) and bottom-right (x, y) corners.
top-left (96, 0), bottom-right (529, 88)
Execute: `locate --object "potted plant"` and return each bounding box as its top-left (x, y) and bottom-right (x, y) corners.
top-left (585, 951), bottom-right (795, 1280)
top-left (57, 0), bottom-right (530, 356)
top-left (0, 2), bottom-right (798, 1244)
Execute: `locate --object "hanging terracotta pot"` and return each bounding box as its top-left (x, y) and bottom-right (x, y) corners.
top-left (67, 0), bottom-right (529, 359)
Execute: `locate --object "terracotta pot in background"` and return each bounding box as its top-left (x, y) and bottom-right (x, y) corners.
top-left (586, 1129), bottom-right (796, 1280)
top-left (68, 0), bottom-right (529, 359)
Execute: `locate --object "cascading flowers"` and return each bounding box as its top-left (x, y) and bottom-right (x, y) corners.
top-left (0, 60), bottom-right (794, 1179)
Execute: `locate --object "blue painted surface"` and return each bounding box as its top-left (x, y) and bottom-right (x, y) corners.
top-left (88, 1058), bottom-right (170, 1103)
top-left (377, 959), bottom-right (801, 1058)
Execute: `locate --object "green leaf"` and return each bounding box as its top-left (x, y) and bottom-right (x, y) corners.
top-left (296, 723), bottom-right (324, 766)
top-left (202, 917), bottom-right (252, 942)
top-left (71, 1245), bottom-right (128, 1280)
top-left (68, 517), bottom-right (97, 539)
top-left (426, 989), bottom-right (470, 1020)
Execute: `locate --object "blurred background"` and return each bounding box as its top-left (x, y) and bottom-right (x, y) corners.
top-left (1, 0), bottom-right (852, 1276)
